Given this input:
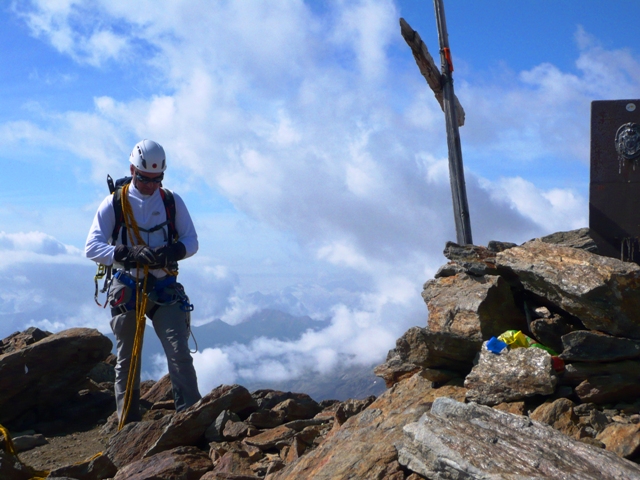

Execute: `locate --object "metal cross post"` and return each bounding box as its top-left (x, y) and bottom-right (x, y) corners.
top-left (433, 0), bottom-right (473, 245)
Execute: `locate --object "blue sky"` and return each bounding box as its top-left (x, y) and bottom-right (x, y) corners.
top-left (1, 0), bottom-right (639, 392)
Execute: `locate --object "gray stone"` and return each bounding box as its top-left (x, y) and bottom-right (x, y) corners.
top-left (205, 410), bottom-right (241, 442)
top-left (464, 344), bottom-right (557, 405)
top-left (533, 227), bottom-right (598, 252)
top-left (12, 433), bottom-right (47, 452)
top-left (529, 308), bottom-right (579, 354)
top-left (496, 240), bottom-right (640, 339)
top-left (560, 330), bottom-right (640, 362)
top-left (397, 397), bottom-right (640, 480)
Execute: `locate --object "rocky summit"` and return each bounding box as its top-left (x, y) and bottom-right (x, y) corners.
top-left (2, 228), bottom-right (640, 479)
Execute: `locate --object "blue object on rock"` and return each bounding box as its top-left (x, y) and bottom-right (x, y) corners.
top-left (486, 336), bottom-right (508, 354)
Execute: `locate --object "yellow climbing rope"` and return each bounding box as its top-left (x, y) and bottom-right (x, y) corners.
top-left (117, 183), bottom-right (150, 431)
top-left (0, 423), bottom-right (49, 479)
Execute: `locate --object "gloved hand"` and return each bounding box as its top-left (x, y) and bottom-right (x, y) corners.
top-left (152, 242), bottom-right (187, 268)
top-left (113, 244), bottom-right (157, 266)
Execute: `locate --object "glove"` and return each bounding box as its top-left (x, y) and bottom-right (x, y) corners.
top-left (113, 244), bottom-right (157, 266)
top-left (152, 242), bottom-right (187, 268)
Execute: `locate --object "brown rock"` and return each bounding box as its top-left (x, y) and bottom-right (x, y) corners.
top-left (47, 452), bottom-right (117, 480)
top-left (145, 384), bottom-right (257, 457)
top-left (141, 374), bottom-right (173, 404)
top-left (574, 375), bottom-right (640, 405)
top-left (333, 396), bottom-right (376, 426)
top-left (562, 360), bottom-right (640, 386)
top-left (267, 374), bottom-right (438, 480)
top-left (496, 240), bottom-right (640, 339)
top-left (375, 327), bottom-right (480, 388)
top-left (246, 409), bottom-right (286, 429)
top-left (440, 242), bottom-right (499, 276)
top-left (464, 345), bottom-right (557, 406)
top-left (202, 472), bottom-right (261, 480)
top-left (423, 273), bottom-right (527, 341)
top-left (211, 451), bottom-right (254, 477)
top-left (223, 420), bottom-right (251, 441)
top-left (0, 328), bottom-right (112, 425)
top-left (0, 327), bottom-right (51, 355)
top-left (113, 445), bottom-right (212, 480)
top-left (271, 398), bottom-right (321, 422)
top-left (530, 398), bottom-right (582, 439)
top-left (244, 425), bottom-right (296, 450)
top-left (492, 401), bottom-right (526, 416)
top-left (106, 414), bottom-right (173, 468)
top-left (597, 423), bottom-right (640, 459)
top-left (534, 227), bottom-right (598, 252)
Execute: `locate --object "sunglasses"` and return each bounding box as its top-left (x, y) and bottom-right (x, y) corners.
top-left (135, 172), bottom-right (164, 184)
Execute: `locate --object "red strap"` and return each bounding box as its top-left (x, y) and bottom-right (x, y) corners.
top-left (444, 47), bottom-right (454, 72)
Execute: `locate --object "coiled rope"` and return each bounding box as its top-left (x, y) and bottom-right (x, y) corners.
top-left (0, 423), bottom-right (49, 479)
top-left (117, 183), bottom-right (150, 431)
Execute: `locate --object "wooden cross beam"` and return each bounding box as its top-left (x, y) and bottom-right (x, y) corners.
top-left (400, 17), bottom-right (465, 127)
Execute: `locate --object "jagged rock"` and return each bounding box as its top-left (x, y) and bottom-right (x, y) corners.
top-left (0, 450), bottom-right (32, 480)
top-left (441, 242), bottom-right (498, 276)
top-left (145, 384), bottom-right (257, 457)
top-left (464, 344), bottom-right (557, 405)
top-left (574, 375), bottom-right (640, 404)
top-left (530, 398), bottom-right (584, 439)
top-left (486, 240), bottom-right (517, 252)
top-left (423, 273), bottom-right (527, 341)
top-left (0, 327), bottom-right (51, 355)
top-left (0, 328), bottom-right (112, 426)
top-left (268, 374), bottom-right (466, 479)
top-left (333, 396), bottom-right (376, 426)
top-left (106, 414), bottom-right (173, 468)
top-left (202, 471), bottom-right (261, 479)
top-left (113, 445), bottom-right (212, 480)
top-left (496, 240), bottom-right (640, 339)
top-left (244, 425), bottom-right (296, 450)
top-left (206, 410), bottom-right (241, 442)
top-left (397, 397), bottom-right (640, 480)
top-left (374, 327), bottom-right (480, 388)
top-left (492, 401), bottom-right (526, 416)
top-left (560, 330), bottom-right (640, 362)
top-left (246, 409), bottom-right (286, 429)
top-left (562, 360), bottom-right (640, 386)
top-left (596, 423), bottom-right (640, 459)
top-left (210, 451), bottom-right (255, 477)
top-left (222, 420), bottom-right (253, 441)
top-left (271, 398), bottom-right (321, 423)
top-left (529, 307), bottom-right (579, 354)
top-left (47, 452), bottom-right (117, 480)
top-left (534, 227), bottom-right (598, 252)
top-left (141, 373), bottom-right (173, 404)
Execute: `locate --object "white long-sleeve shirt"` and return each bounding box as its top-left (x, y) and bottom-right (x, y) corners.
top-left (85, 182), bottom-right (198, 277)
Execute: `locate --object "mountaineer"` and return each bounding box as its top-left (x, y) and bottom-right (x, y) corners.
top-left (85, 139), bottom-right (201, 426)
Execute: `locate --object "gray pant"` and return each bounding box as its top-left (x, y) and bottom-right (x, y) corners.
top-left (110, 282), bottom-right (201, 423)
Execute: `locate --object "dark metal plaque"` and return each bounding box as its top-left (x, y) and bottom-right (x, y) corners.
top-left (590, 99), bottom-right (640, 262)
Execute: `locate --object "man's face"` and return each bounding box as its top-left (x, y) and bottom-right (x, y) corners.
top-left (130, 164), bottom-right (163, 195)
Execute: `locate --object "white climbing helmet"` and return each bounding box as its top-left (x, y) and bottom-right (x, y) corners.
top-left (129, 139), bottom-right (166, 173)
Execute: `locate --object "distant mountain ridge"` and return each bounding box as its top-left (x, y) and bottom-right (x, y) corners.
top-left (107, 308), bottom-right (385, 401)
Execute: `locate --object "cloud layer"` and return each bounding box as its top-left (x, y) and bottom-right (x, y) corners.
top-left (2, 1), bottom-right (637, 390)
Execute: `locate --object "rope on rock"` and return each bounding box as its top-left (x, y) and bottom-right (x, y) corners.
top-left (0, 423), bottom-right (49, 479)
